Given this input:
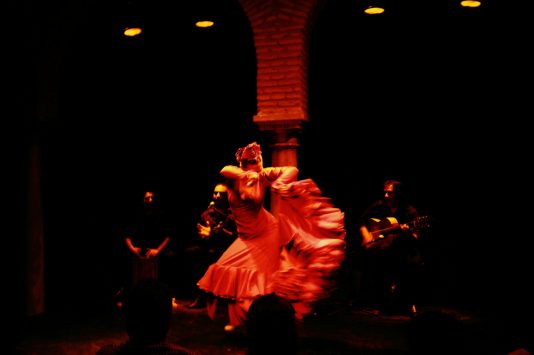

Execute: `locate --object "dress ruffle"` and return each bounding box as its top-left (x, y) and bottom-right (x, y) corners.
top-left (197, 177), bottom-right (346, 325)
top-left (198, 263), bottom-right (270, 300)
top-left (271, 179), bottom-right (346, 319)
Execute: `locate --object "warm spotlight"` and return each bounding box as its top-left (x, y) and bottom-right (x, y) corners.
top-left (122, 1), bottom-right (144, 38)
top-left (123, 27), bottom-right (142, 37)
top-left (195, 20), bottom-right (215, 28)
top-left (364, 5), bottom-right (385, 15)
top-left (460, 0), bottom-right (481, 8)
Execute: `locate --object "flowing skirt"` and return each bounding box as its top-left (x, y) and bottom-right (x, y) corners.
top-left (197, 179), bottom-right (346, 325)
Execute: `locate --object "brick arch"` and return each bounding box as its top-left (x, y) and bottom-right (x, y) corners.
top-left (238, 0), bottom-right (326, 167)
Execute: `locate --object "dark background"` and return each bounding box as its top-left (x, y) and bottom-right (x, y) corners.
top-left (10, 0), bottom-right (532, 331)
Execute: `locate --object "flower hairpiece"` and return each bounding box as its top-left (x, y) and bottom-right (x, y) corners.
top-left (235, 142), bottom-right (262, 163)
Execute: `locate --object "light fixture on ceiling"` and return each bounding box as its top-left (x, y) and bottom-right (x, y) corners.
top-left (364, 5), bottom-right (385, 15)
top-left (122, 1), bottom-right (143, 37)
top-left (460, 1), bottom-right (481, 8)
top-left (362, 0), bottom-right (387, 15)
top-left (191, 0), bottom-right (218, 28)
top-left (195, 20), bottom-right (215, 28)
top-left (124, 26), bottom-right (142, 37)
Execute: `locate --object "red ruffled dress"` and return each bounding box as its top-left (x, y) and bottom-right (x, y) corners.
top-left (197, 166), bottom-right (346, 326)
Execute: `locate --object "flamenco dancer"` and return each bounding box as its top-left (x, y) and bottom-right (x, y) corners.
top-left (197, 142), bottom-right (346, 331)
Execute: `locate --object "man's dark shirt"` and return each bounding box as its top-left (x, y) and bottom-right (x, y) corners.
top-left (125, 204), bottom-right (172, 252)
top-left (198, 204), bottom-right (236, 256)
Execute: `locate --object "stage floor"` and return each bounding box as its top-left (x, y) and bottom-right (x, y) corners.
top-left (16, 296), bottom-right (507, 355)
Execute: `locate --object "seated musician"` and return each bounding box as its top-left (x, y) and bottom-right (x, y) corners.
top-left (357, 180), bottom-right (429, 315)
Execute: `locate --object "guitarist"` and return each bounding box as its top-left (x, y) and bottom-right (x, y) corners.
top-left (357, 179), bottom-right (425, 315)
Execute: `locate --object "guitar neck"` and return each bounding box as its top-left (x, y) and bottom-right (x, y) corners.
top-left (369, 216), bottom-right (429, 239)
top-left (371, 223), bottom-right (400, 237)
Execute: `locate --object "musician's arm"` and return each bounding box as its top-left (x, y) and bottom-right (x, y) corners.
top-left (156, 236), bottom-right (171, 254)
top-left (218, 225), bottom-right (235, 237)
top-left (145, 236), bottom-right (171, 258)
top-left (125, 237), bottom-right (142, 256)
top-left (399, 221), bottom-right (420, 240)
top-left (212, 216), bottom-right (235, 238)
top-left (360, 225), bottom-right (374, 247)
top-left (411, 230), bottom-right (421, 240)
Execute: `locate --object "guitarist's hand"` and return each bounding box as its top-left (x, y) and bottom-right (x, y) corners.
top-left (197, 222), bottom-right (211, 239)
top-left (400, 223), bottom-right (419, 240)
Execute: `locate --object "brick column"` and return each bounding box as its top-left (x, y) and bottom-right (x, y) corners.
top-left (239, 0), bottom-right (324, 213)
top-left (239, 0), bottom-right (324, 168)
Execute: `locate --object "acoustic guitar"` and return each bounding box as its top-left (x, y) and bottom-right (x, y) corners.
top-left (363, 215), bottom-right (431, 248)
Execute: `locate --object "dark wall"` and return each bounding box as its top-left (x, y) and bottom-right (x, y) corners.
top-left (305, 0), bottom-right (532, 316)
top-left (20, 0), bottom-right (259, 313)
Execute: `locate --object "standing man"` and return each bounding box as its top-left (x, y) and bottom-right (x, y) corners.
top-left (123, 190), bottom-right (174, 289)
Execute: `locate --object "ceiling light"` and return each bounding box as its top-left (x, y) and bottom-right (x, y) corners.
top-left (460, 1), bottom-right (481, 8)
top-left (195, 20), bottom-right (215, 28)
top-left (124, 27), bottom-right (142, 37)
top-left (364, 6), bottom-right (385, 15)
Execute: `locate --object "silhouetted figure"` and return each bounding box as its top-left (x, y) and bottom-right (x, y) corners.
top-left (122, 190), bottom-right (174, 288)
top-left (97, 279), bottom-right (201, 355)
top-left (357, 180), bottom-right (429, 315)
top-left (246, 293), bottom-right (298, 355)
